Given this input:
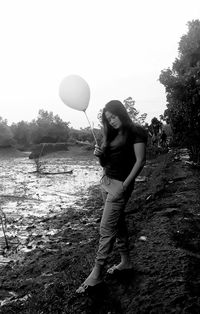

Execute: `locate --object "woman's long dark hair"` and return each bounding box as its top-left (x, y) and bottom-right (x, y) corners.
top-left (102, 100), bottom-right (133, 146)
top-left (101, 100), bottom-right (147, 148)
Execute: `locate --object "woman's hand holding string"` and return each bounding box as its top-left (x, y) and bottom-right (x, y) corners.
top-left (94, 145), bottom-right (103, 157)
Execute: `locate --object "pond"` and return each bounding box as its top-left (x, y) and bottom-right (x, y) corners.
top-left (0, 152), bottom-right (102, 256)
top-left (0, 153), bottom-right (102, 214)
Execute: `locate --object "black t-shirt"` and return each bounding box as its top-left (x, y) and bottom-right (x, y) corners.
top-left (99, 125), bottom-right (147, 181)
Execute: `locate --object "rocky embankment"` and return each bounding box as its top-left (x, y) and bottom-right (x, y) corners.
top-left (0, 148), bottom-right (200, 313)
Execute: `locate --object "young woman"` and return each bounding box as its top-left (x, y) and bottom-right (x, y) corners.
top-left (76, 100), bottom-right (147, 293)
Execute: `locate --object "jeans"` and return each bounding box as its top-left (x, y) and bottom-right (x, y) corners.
top-left (95, 175), bottom-right (134, 266)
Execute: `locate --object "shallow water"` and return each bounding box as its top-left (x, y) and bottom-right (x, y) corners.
top-left (0, 155), bottom-right (102, 216)
top-left (0, 154), bottom-right (102, 259)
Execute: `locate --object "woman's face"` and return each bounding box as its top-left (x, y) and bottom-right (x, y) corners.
top-left (105, 111), bottom-right (122, 129)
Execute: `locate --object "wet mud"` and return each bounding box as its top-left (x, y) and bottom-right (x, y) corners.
top-left (0, 148), bottom-right (200, 313)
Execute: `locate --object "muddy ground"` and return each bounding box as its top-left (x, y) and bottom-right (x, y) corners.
top-left (0, 148), bottom-right (200, 313)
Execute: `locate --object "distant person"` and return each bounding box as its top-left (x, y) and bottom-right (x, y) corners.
top-left (76, 100), bottom-right (147, 293)
top-left (160, 130), bottom-right (167, 147)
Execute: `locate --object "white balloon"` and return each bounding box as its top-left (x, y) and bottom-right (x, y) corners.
top-left (59, 75), bottom-right (90, 111)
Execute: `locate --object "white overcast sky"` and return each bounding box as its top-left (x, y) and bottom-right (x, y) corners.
top-left (0, 0), bottom-right (199, 129)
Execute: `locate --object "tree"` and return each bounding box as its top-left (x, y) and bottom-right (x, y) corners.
top-left (0, 117), bottom-right (14, 147)
top-left (159, 20), bottom-right (200, 161)
top-left (32, 110), bottom-right (70, 144)
top-left (123, 97), bottom-right (139, 121)
top-left (11, 121), bottom-right (32, 147)
top-left (10, 110), bottom-right (71, 147)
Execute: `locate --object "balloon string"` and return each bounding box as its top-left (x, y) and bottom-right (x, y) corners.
top-left (83, 111), bottom-right (98, 145)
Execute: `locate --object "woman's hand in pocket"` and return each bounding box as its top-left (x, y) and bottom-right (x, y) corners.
top-left (113, 183), bottom-right (124, 199)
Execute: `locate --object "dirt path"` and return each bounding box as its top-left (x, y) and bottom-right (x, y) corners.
top-left (0, 149), bottom-right (200, 313)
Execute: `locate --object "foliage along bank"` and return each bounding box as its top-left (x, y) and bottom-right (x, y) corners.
top-left (159, 19), bottom-right (200, 163)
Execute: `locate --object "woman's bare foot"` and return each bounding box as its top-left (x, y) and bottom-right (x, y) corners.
top-left (76, 266), bottom-right (103, 293)
top-left (107, 261), bottom-right (132, 274)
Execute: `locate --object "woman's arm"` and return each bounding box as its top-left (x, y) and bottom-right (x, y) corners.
top-left (94, 145), bottom-right (107, 167)
top-left (123, 142), bottom-right (146, 190)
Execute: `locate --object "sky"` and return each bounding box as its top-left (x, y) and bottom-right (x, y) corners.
top-left (0, 0), bottom-right (200, 129)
